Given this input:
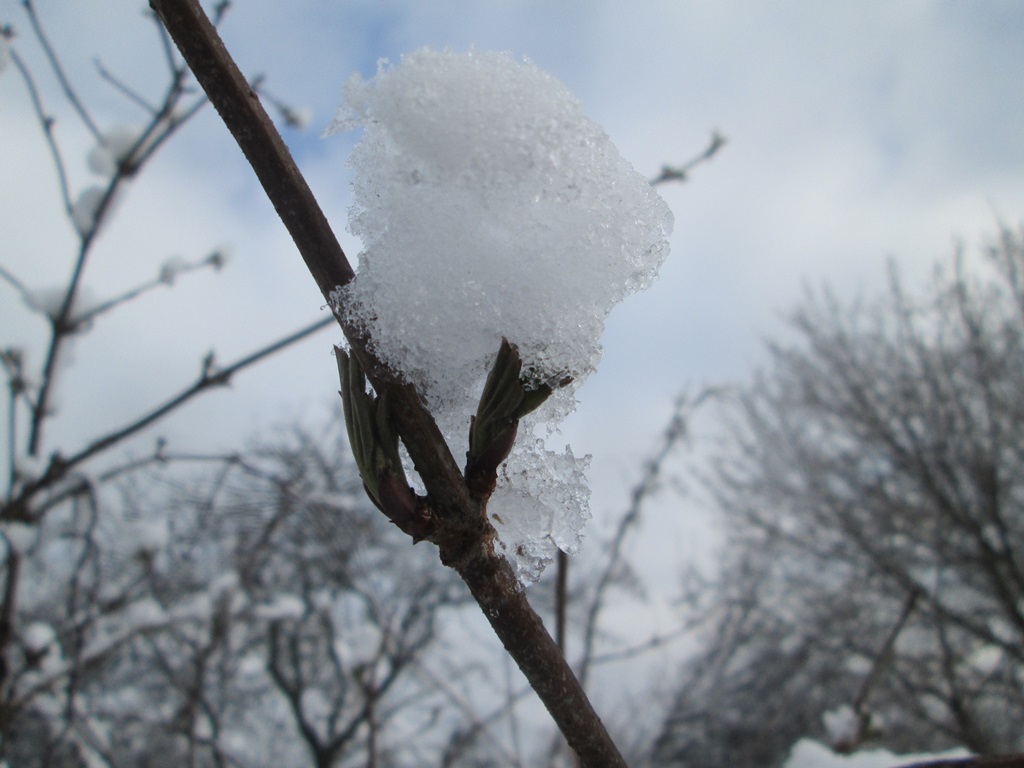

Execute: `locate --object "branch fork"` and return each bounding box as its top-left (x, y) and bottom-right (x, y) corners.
top-left (147, 2), bottom-right (631, 763)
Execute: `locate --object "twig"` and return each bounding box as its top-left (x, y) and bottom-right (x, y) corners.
top-left (3, 315), bottom-right (334, 523)
top-left (72, 250), bottom-right (225, 328)
top-left (588, 624), bottom-right (691, 667)
top-left (650, 130), bottom-right (726, 186)
top-left (148, 2), bottom-right (630, 764)
top-left (21, 24), bottom-right (207, 456)
top-left (0, 542), bottom-right (20, 686)
top-left (555, 549), bottom-right (568, 654)
top-left (21, 0), bottom-right (101, 139)
top-left (0, 266), bottom-right (36, 313)
top-left (8, 47), bottom-right (74, 215)
top-left (4, 362), bottom-right (16, 496)
top-left (853, 590), bottom-right (919, 713)
top-left (28, 446), bottom-right (261, 523)
top-left (93, 57), bottom-right (158, 114)
top-left (576, 389), bottom-right (716, 690)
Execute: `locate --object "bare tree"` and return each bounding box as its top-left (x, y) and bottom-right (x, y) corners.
top-left (1, 2), bottom-right (335, 761)
top-left (3, 418), bottom-right (478, 766)
top-left (651, 225), bottom-right (1024, 766)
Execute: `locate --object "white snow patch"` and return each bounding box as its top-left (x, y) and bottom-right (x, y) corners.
top-left (122, 597), bottom-right (168, 629)
top-left (328, 48), bottom-right (671, 581)
top-left (238, 652), bottom-right (265, 677)
top-left (488, 439), bottom-right (591, 582)
top-left (965, 644), bottom-right (1003, 676)
top-left (22, 622), bottom-right (57, 654)
top-left (333, 620), bottom-right (383, 667)
top-left (3, 521), bottom-right (39, 551)
top-left (87, 124), bottom-right (143, 177)
top-left (822, 705), bottom-right (861, 748)
top-left (330, 48), bottom-right (672, 425)
top-left (159, 254), bottom-right (191, 285)
top-left (71, 184), bottom-right (125, 238)
top-left (71, 186), bottom-right (107, 236)
top-left (284, 106), bottom-right (313, 130)
top-left (125, 517), bottom-right (169, 555)
top-left (784, 739), bottom-right (971, 768)
top-left (254, 593), bottom-right (306, 621)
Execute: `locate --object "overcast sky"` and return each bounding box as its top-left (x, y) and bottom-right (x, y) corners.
top-left (3, 2), bottom-right (1024, 641)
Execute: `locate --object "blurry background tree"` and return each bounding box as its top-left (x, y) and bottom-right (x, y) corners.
top-left (649, 225), bottom-right (1024, 767)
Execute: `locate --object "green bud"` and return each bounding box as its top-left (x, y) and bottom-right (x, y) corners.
top-left (337, 347), bottom-right (430, 540)
top-left (465, 338), bottom-right (569, 498)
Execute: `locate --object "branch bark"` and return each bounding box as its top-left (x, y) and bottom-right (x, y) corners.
top-left (147, 1), bottom-right (628, 764)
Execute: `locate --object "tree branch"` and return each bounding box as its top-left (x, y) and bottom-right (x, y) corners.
top-left (2, 315), bottom-right (333, 523)
top-left (147, 1), bottom-right (629, 764)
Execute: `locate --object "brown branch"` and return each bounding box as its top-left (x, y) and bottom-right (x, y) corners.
top-left (147, 0), bottom-right (353, 298)
top-left (148, 1), bottom-right (629, 764)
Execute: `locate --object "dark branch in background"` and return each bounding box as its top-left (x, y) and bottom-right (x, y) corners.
top-left (74, 249), bottom-right (227, 328)
top-left (2, 350), bottom-right (22, 494)
top-left (840, 590), bottom-right (919, 752)
top-left (15, 1), bottom-right (215, 457)
top-left (0, 268), bottom-right (39, 321)
top-left (148, 1), bottom-right (629, 764)
top-left (21, 0), bottom-right (102, 140)
top-left (546, 390), bottom-right (715, 767)
top-left (0, 544), bottom-right (18, 688)
top-left (7, 46), bottom-right (75, 214)
top-left (94, 57), bottom-right (159, 112)
top-left (650, 130), bottom-right (726, 186)
top-left (575, 389), bottom-right (717, 691)
top-left (550, 132), bottom-right (727, 679)
top-left (2, 315), bottom-right (333, 523)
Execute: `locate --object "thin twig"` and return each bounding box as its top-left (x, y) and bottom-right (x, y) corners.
top-left (8, 47), bottom-right (74, 215)
top-left (555, 549), bottom-right (568, 654)
top-left (93, 57), bottom-right (158, 114)
top-left (27, 173), bottom-right (129, 456)
top-left (21, 0), bottom-right (102, 140)
top-left (0, 265), bottom-right (36, 310)
top-left (853, 589), bottom-right (919, 714)
top-left (588, 624), bottom-right (691, 667)
top-left (5, 375), bottom-right (16, 496)
top-left (650, 130), bottom-right (727, 186)
top-left (0, 542), bottom-right (20, 686)
top-left (72, 251), bottom-right (225, 328)
top-left (28, 446), bottom-right (261, 523)
top-left (576, 389), bottom-right (716, 690)
top-left (22, 22), bottom-right (207, 457)
top-left (3, 315), bottom-right (334, 523)
top-left (64, 314), bottom-right (334, 474)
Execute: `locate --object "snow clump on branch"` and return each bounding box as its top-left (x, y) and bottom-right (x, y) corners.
top-left (329, 49), bottom-right (673, 580)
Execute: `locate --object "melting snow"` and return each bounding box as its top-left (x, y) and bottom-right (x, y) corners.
top-left (329, 48), bottom-right (672, 580)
